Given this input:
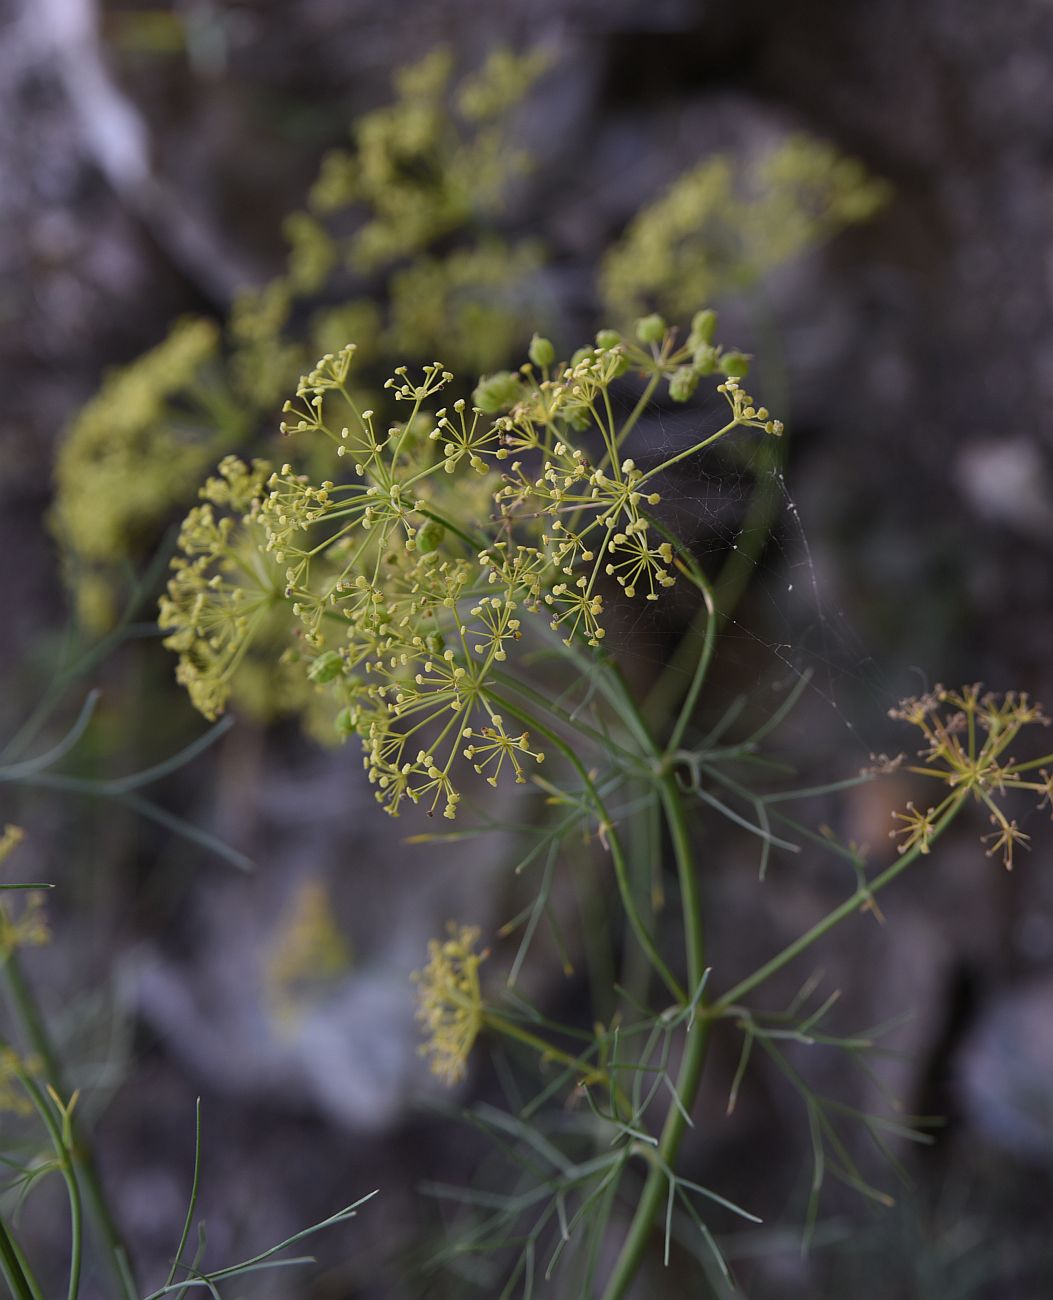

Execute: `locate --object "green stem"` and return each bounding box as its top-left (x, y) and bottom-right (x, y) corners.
top-left (599, 726), bottom-right (964, 1298)
top-left (485, 691), bottom-right (685, 1004)
top-left (489, 668), bottom-right (643, 770)
top-left (9, 1066), bottom-right (82, 1300)
top-left (592, 373), bottom-right (662, 479)
top-left (708, 798), bottom-right (965, 1018)
top-left (659, 780), bottom-right (705, 996)
top-left (600, 775), bottom-right (708, 1300)
top-left (1003, 751), bottom-right (1053, 776)
top-left (661, 543), bottom-right (719, 757)
top-left (0, 1219), bottom-right (39, 1300)
top-left (567, 661), bottom-right (714, 1298)
top-left (485, 1012), bottom-right (633, 1118)
top-left (643, 442), bottom-right (780, 734)
top-left (1, 952), bottom-right (136, 1298)
top-left (416, 505), bottom-right (487, 554)
top-left (616, 373), bottom-right (662, 451)
top-left (485, 1011), bottom-right (594, 1076)
top-left (640, 419), bottom-right (739, 485)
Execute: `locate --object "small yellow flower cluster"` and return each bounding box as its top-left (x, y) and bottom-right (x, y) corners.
top-left (0, 827), bottom-right (49, 954)
top-left (888, 685), bottom-right (1053, 869)
top-left (412, 924), bottom-right (489, 1085)
top-left (601, 135), bottom-right (890, 323)
top-left (0, 1047), bottom-right (39, 1117)
top-left (463, 715), bottom-right (544, 788)
top-left (158, 458), bottom-right (286, 721)
top-left (386, 242), bottom-right (545, 377)
top-left (307, 47), bottom-right (541, 275)
top-left (0, 895), bottom-right (49, 953)
top-left (50, 318), bottom-right (226, 630)
top-left (54, 47), bottom-right (553, 637)
top-left (266, 880), bottom-right (353, 1025)
top-left (0, 824), bottom-right (24, 866)
top-left (163, 315), bottom-right (781, 817)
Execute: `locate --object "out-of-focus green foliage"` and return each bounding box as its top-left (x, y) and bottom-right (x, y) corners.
top-left (305, 47), bottom-right (546, 272)
top-left (49, 318), bottom-right (245, 630)
top-left (601, 135), bottom-right (890, 322)
top-left (50, 46), bottom-right (551, 666)
top-left (266, 879), bottom-right (354, 1025)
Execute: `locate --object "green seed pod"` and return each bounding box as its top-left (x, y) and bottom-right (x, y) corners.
top-left (688, 308), bottom-right (717, 348)
top-left (473, 371), bottom-right (523, 413)
top-left (668, 365), bottom-right (700, 403)
top-left (595, 329), bottom-right (622, 351)
top-left (692, 343), bottom-right (718, 374)
top-left (720, 351), bottom-right (750, 378)
top-left (635, 313), bottom-right (666, 345)
top-left (415, 518), bottom-right (445, 554)
top-left (308, 650), bottom-right (344, 684)
top-left (426, 631), bottom-right (446, 654)
top-left (528, 334), bottom-right (555, 368)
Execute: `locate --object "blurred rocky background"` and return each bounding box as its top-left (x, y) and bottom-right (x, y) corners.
top-left (3, 0), bottom-right (1053, 1296)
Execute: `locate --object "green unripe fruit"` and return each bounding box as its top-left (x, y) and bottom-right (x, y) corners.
top-left (308, 650), bottom-right (344, 684)
top-left (692, 343), bottom-right (717, 374)
top-left (528, 334), bottom-right (555, 368)
top-left (426, 631), bottom-right (446, 654)
top-left (688, 308), bottom-right (717, 348)
top-left (595, 329), bottom-right (621, 351)
top-left (668, 365), bottom-right (700, 403)
top-left (635, 313), bottom-right (666, 345)
top-left (415, 518), bottom-right (445, 554)
top-left (335, 707), bottom-right (356, 737)
top-left (720, 351), bottom-right (750, 378)
top-left (473, 371), bottom-right (523, 413)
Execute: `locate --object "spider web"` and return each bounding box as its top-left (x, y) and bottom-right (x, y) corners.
top-left (599, 385), bottom-right (901, 761)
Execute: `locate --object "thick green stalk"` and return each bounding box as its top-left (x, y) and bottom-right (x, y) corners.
top-left (600, 775), bottom-right (708, 1300)
top-left (601, 797), bottom-right (967, 1298)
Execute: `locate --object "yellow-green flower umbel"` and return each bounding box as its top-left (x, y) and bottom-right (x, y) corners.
top-left (161, 317), bottom-right (782, 818)
top-left (413, 924), bottom-right (489, 1084)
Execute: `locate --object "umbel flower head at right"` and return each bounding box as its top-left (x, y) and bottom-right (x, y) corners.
top-left (888, 685), bottom-right (1053, 869)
